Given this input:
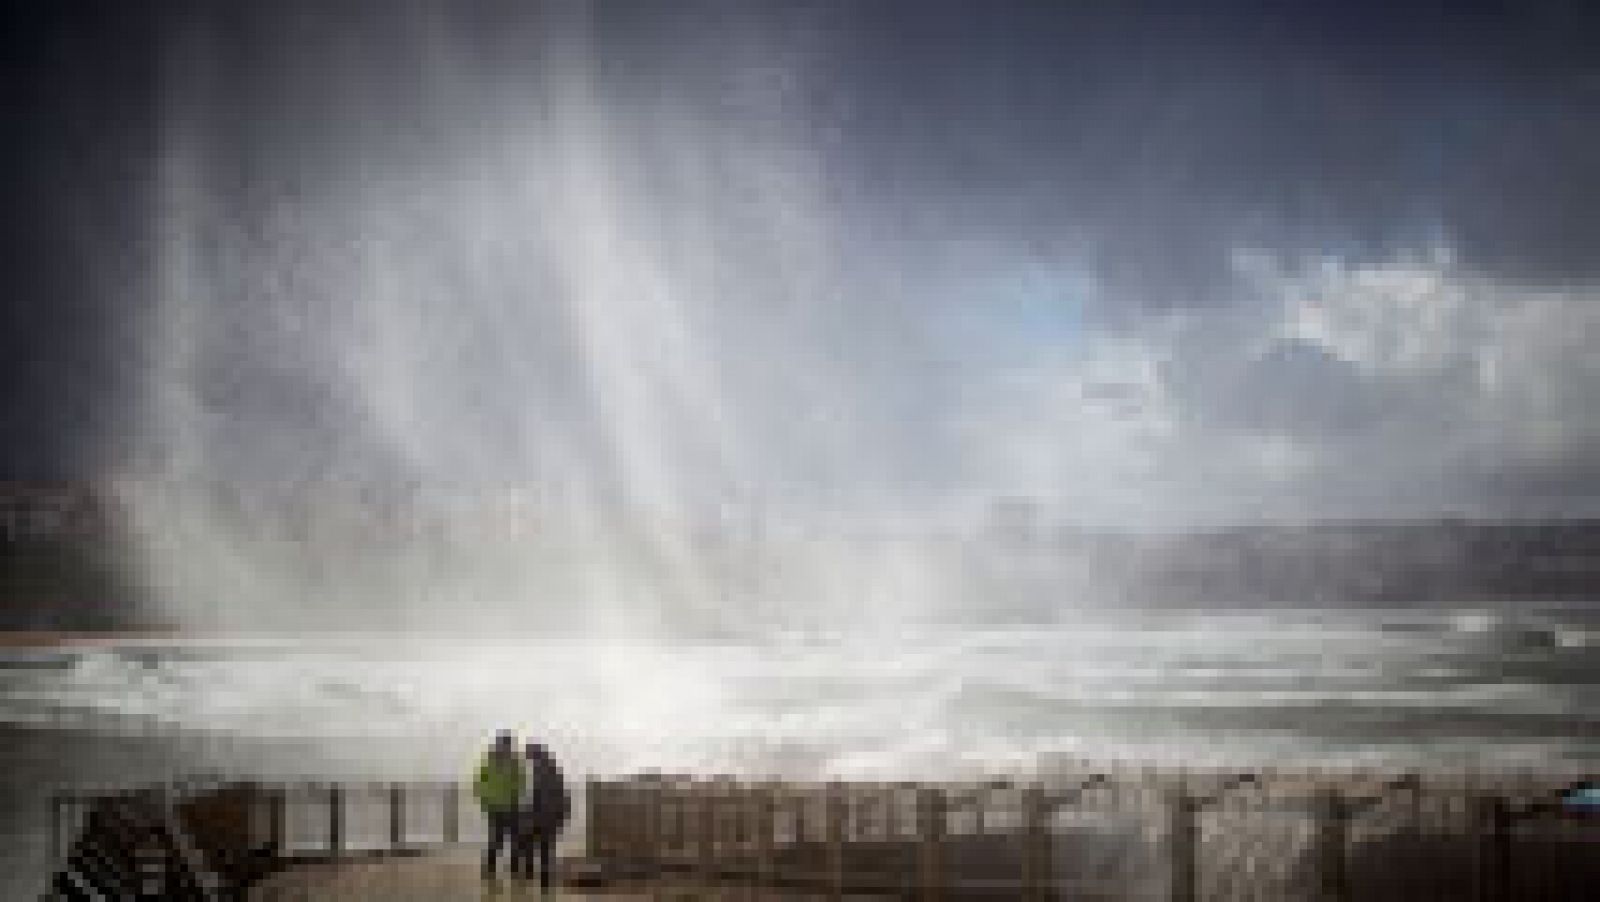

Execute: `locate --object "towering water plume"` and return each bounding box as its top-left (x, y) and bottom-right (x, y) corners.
top-left (121, 2), bottom-right (952, 637)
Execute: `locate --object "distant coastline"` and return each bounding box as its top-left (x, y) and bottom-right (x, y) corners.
top-left (4, 477), bottom-right (1600, 631)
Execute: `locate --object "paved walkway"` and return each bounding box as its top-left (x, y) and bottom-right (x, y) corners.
top-left (248, 850), bottom-right (887, 901)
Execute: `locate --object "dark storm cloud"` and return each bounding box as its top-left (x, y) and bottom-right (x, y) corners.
top-left (2, 0), bottom-right (1598, 523)
top-left (827, 0), bottom-right (1600, 312)
top-left (0, 2), bottom-right (161, 477)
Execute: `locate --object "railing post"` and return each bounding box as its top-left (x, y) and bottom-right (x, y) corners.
top-left (1473, 793), bottom-right (1510, 902)
top-left (632, 781), bottom-right (645, 867)
top-left (618, 781), bottom-right (632, 867)
top-left (1405, 771), bottom-right (1422, 834)
top-left (661, 782), bottom-right (677, 868)
top-left (1168, 782), bottom-right (1197, 902)
top-left (327, 784), bottom-right (343, 857)
top-left (756, 784), bottom-right (776, 885)
top-left (443, 782), bottom-right (460, 845)
top-left (676, 780), bottom-right (691, 870)
top-left (1315, 787), bottom-right (1350, 902)
top-left (585, 778), bottom-right (604, 862)
top-left (269, 786), bottom-right (287, 854)
top-left (698, 781), bottom-right (716, 881)
top-left (644, 778), bottom-right (662, 875)
top-left (880, 786), bottom-right (895, 840)
top-left (1022, 783), bottom-right (1048, 900)
top-left (728, 782), bottom-right (745, 877)
top-left (826, 782), bottom-right (846, 898)
top-left (607, 780), bottom-right (618, 864)
top-left (635, 780), bottom-right (650, 869)
top-left (768, 791), bottom-right (789, 885)
top-left (605, 779), bottom-right (618, 862)
top-left (917, 785), bottom-right (945, 901)
top-left (49, 793), bottom-right (61, 868)
top-left (389, 783), bottom-right (406, 850)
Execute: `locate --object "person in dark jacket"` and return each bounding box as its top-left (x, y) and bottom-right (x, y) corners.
top-left (511, 741), bottom-right (570, 889)
top-left (472, 731), bottom-right (525, 880)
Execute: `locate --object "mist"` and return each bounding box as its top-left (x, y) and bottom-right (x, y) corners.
top-left (118, 2), bottom-right (953, 634)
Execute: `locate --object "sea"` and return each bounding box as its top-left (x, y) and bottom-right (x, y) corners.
top-left (3, 603), bottom-right (1597, 897)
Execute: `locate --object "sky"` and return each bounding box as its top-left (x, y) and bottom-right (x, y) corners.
top-left (3, 0), bottom-right (1600, 529)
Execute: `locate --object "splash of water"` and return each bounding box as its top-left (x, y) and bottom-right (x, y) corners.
top-left (120, 3), bottom-right (951, 639)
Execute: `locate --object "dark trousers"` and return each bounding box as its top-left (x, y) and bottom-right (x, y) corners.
top-left (482, 810), bottom-right (518, 877)
top-left (510, 829), bottom-right (554, 886)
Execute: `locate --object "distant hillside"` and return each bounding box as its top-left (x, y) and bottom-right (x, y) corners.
top-left (0, 535), bottom-right (139, 631)
top-left (976, 518), bottom-right (1600, 610)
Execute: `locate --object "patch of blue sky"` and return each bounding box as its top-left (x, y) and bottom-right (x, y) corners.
top-left (936, 261), bottom-right (1094, 365)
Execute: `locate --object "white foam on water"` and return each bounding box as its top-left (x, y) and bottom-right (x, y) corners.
top-left (3, 608), bottom-right (1595, 776)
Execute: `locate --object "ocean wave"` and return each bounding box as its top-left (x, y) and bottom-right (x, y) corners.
top-left (1, 611), bottom-right (1595, 767)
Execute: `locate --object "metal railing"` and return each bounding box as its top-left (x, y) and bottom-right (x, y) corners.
top-left (585, 770), bottom-right (1599, 900)
top-left (46, 769), bottom-right (1597, 900)
top-left (47, 780), bottom-right (472, 897)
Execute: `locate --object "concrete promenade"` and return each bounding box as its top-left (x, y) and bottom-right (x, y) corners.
top-left (249, 848), bottom-right (891, 900)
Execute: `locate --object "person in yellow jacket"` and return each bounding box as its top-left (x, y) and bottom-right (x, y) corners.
top-left (473, 731), bottom-right (525, 879)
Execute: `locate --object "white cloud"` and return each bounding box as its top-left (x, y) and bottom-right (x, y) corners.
top-left (951, 245), bottom-right (1600, 526)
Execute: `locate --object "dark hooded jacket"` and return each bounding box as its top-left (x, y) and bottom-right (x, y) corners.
top-left (519, 751), bottom-right (570, 835)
